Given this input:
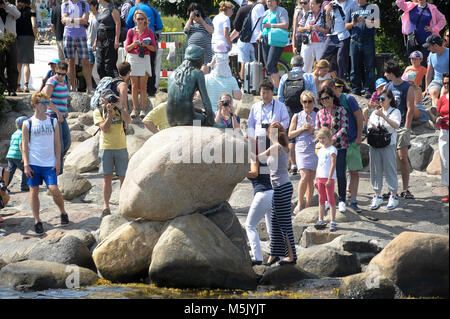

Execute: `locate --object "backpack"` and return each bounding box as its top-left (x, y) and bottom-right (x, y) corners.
top-left (283, 71), bottom-right (306, 113)
top-left (239, 4), bottom-right (261, 43)
top-left (90, 77), bottom-right (124, 110)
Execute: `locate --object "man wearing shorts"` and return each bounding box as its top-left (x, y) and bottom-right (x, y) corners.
top-left (385, 60), bottom-right (416, 199)
top-left (327, 79), bottom-right (364, 212)
top-left (93, 89), bottom-right (131, 218)
top-left (61, 0), bottom-right (93, 93)
top-left (22, 92), bottom-right (69, 235)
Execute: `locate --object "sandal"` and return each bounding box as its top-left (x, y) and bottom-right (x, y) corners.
top-left (16, 86), bottom-right (23, 92)
top-left (400, 190), bottom-right (414, 199)
top-left (24, 83), bottom-right (30, 93)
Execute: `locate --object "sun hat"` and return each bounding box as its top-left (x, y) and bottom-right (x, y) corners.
top-left (375, 78), bottom-right (387, 89)
top-left (48, 58), bottom-right (60, 65)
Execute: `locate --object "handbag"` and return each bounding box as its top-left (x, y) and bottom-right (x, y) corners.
top-left (367, 109), bottom-right (395, 148)
top-left (268, 28), bottom-right (289, 47)
top-left (407, 4), bottom-right (427, 48)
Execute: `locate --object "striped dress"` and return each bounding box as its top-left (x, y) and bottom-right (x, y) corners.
top-left (45, 76), bottom-right (70, 118)
top-left (267, 145), bottom-right (297, 260)
top-left (184, 17), bottom-right (214, 65)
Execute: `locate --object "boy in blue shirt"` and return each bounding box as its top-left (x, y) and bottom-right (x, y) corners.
top-left (6, 116), bottom-right (29, 192)
top-left (38, 59), bottom-right (60, 92)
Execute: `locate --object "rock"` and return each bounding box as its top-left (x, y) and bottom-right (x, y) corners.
top-left (408, 140), bottom-right (434, 171)
top-left (149, 213), bottom-right (257, 290)
top-left (93, 219), bottom-right (166, 283)
top-left (0, 260), bottom-right (98, 291)
top-left (67, 92), bottom-right (91, 113)
top-left (411, 133), bottom-right (439, 149)
top-left (328, 233), bottom-right (383, 254)
top-left (120, 126), bottom-right (249, 221)
top-left (293, 207), bottom-right (319, 224)
top-left (0, 259), bottom-right (6, 270)
top-left (0, 139), bottom-right (11, 164)
top-left (410, 122), bottom-right (436, 136)
top-left (154, 91), bottom-right (168, 107)
top-left (206, 202), bottom-right (251, 262)
top-left (259, 265), bottom-right (317, 286)
top-left (70, 130), bottom-right (92, 143)
top-left (369, 231), bottom-right (449, 297)
top-left (58, 172), bottom-right (92, 200)
top-left (28, 235), bottom-right (96, 271)
top-left (339, 272), bottom-right (398, 299)
top-left (426, 150), bottom-right (441, 175)
top-left (77, 111), bottom-right (94, 126)
top-left (235, 102), bottom-right (252, 120)
top-left (126, 135), bottom-right (147, 159)
top-left (297, 245), bottom-right (361, 277)
top-left (98, 214), bottom-right (130, 243)
top-left (64, 229), bottom-right (96, 250)
top-left (0, 111), bottom-right (22, 140)
top-left (360, 143), bottom-right (370, 167)
top-left (64, 135), bottom-right (100, 173)
top-left (293, 206), bottom-right (360, 226)
top-left (300, 226), bottom-right (342, 248)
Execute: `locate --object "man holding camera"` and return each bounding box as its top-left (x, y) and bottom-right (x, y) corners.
top-left (321, 0), bottom-right (358, 80)
top-left (93, 89), bottom-right (131, 217)
top-left (345, 0), bottom-right (380, 98)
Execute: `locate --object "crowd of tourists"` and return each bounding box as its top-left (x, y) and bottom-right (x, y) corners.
top-left (0, 0), bottom-right (448, 268)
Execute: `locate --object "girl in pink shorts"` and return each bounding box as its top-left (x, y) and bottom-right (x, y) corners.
top-left (314, 127), bottom-right (337, 231)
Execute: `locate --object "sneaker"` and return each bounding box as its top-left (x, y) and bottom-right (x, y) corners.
top-left (314, 220), bottom-right (327, 230)
top-left (34, 222), bottom-right (44, 235)
top-left (289, 166), bottom-right (298, 175)
top-left (139, 110), bottom-right (146, 119)
top-left (101, 208), bottom-right (111, 218)
top-left (338, 201), bottom-right (346, 212)
top-left (330, 221), bottom-right (337, 232)
top-left (350, 202), bottom-right (362, 213)
top-left (442, 196), bottom-right (449, 203)
top-left (370, 195), bottom-right (383, 210)
top-left (0, 217), bottom-right (4, 223)
top-left (60, 213), bottom-right (70, 226)
top-left (325, 201), bottom-right (330, 211)
top-left (386, 196), bottom-right (399, 210)
top-left (131, 109), bottom-right (138, 118)
top-left (364, 92), bottom-right (372, 99)
top-left (21, 185), bottom-right (30, 192)
top-left (400, 190), bottom-right (414, 199)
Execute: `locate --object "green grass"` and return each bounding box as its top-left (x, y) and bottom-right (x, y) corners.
top-left (161, 16), bottom-right (186, 32)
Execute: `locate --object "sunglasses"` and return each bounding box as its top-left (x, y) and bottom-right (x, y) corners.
top-left (56, 72), bottom-right (66, 76)
top-left (302, 100), bottom-right (314, 104)
top-left (320, 96), bottom-right (331, 101)
top-left (335, 84), bottom-right (344, 88)
top-left (300, 1), bottom-right (308, 4)
top-left (444, 81), bottom-right (449, 85)
top-left (136, 18), bottom-right (145, 21)
top-left (377, 97), bottom-right (386, 101)
top-left (38, 101), bottom-right (49, 105)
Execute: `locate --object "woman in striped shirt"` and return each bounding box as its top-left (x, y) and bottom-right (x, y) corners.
top-left (42, 61), bottom-right (71, 175)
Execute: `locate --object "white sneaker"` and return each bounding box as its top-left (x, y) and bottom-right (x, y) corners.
top-left (325, 201), bottom-right (330, 211)
top-left (338, 201), bottom-right (346, 212)
top-left (386, 196), bottom-right (399, 210)
top-left (370, 195), bottom-right (383, 210)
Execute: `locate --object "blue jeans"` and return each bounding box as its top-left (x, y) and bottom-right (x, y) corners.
top-left (7, 158), bottom-right (28, 189)
top-left (350, 38), bottom-right (375, 93)
top-left (320, 35), bottom-right (350, 80)
top-left (58, 117), bottom-right (71, 174)
top-left (261, 35), bottom-right (285, 75)
top-left (336, 148), bottom-right (347, 203)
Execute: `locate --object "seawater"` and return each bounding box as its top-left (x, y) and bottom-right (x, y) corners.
top-left (0, 279), bottom-right (341, 299)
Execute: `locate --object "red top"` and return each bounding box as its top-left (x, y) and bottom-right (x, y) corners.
top-left (125, 27), bottom-right (156, 55)
top-left (437, 94), bottom-right (449, 130)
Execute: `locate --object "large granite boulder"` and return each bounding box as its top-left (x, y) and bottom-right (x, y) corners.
top-left (119, 126), bottom-right (249, 221)
top-left (64, 135), bottom-right (100, 173)
top-left (369, 232), bottom-right (449, 297)
top-left (67, 92), bottom-right (91, 113)
top-left (93, 219), bottom-right (166, 283)
top-left (148, 213), bottom-right (257, 290)
top-left (0, 260), bottom-right (98, 291)
top-left (58, 172), bottom-right (92, 200)
top-left (408, 140), bottom-right (434, 171)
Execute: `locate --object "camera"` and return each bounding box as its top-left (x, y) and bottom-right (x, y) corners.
top-left (0, 180), bottom-right (6, 192)
top-left (107, 95), bottom-right (119, 104)
top-left (221, 100), bottom-right (230, 107)
top-left (261, 123), bottom-right (270, 129)
top-left (194, 10), bottom-right (201, 17)
top-left (138, 45), bottom-right (145, 58)
top-left (302, 34), bottom-right (310, 45)
top-left (353, 14), bottom-right (359, 23)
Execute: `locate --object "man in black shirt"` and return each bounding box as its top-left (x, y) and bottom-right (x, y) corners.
top-left (51, 0), bottom-right (66, 61)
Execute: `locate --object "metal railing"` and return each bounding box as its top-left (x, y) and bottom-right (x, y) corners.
top-left (159, 32), bottom-right (188, 79)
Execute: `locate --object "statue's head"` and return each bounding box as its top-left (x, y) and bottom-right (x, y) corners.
top-left (184, 44), bottom-right (204, 69)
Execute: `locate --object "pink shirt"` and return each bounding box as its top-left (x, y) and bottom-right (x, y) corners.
top-left (396, 0), bottom-right (446, 35)
top-left (125, 27), bottom-right (156, 55)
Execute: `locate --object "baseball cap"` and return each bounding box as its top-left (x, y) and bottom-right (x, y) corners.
top-left (15, 116), bottom-right (28, 128)
top-left (48, 58), bottom-right (60, 65)
top-left (408, 51), bottom-right (423, 59)
top-left (423, 34), bottom-right (443, 48)
top-left (401, 70), bottom-right (417, 82)
top-left (100, 89), bottom-right (119, 101)
top-left (375, 78), bottom-right (387, 89)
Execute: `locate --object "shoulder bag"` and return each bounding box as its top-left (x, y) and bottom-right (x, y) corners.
top-left (367, 109), bottom-right (395, 148)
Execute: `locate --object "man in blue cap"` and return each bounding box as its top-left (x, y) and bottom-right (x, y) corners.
top-left (6, 116), bottom-right (30, 192)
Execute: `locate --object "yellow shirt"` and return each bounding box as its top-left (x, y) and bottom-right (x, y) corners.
top-left (93, 108), bottom-right (127, 150)
top-left (142, 102), bottom-right (170, 131)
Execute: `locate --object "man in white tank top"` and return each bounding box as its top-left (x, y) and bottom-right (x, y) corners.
top-left (22, 92), bottom-right (69, 235)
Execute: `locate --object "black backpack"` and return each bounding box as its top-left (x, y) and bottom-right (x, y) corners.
top-left (239, 4), bottom-right (261, 43)
top-left (283, 71), bottom-right (306, 113)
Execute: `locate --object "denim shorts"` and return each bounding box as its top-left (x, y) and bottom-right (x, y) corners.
top-left (27, 165), bottom-right (58, 187)
top-left (237, 41), bottom-right (255, 63)
top-left (88, 45), bottom-right (95, 65)
top-left (99, 148), bottom-right (129, 176)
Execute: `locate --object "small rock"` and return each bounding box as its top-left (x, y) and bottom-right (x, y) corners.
top-left (339, 272), bottom-right (398, 299)
top-left (58, 172), bottom-right (92, 200)
top-left (408, 140), bottom-right (434, 171)
top-left (300, 226), bottom-right (342, 248)
top-left (259, 264), bottom-right (317, 286)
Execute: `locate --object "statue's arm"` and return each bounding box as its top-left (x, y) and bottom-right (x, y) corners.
top-left (196, 72), bottom-right (214, 125)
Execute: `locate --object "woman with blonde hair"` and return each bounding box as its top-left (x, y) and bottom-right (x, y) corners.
top-left (312, 59), bottom-right (334, 90)
top-left (288, 90), bottom-right (318, 214)
top-left (212, 1), bottom-right (235, 53)
top-left (125, 10), bottom-right (156, 119)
